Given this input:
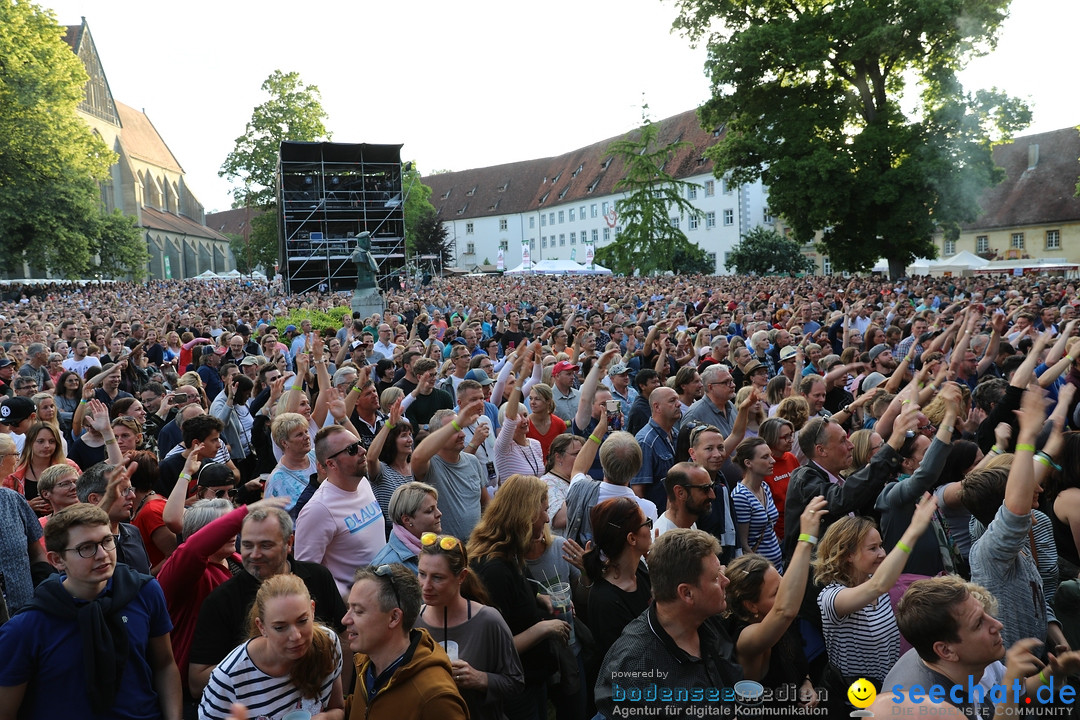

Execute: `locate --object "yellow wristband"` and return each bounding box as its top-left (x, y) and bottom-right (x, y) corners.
top-left (1016, 443), bottom-right (1036, 453)
top-left (896, 541), bottom-right (912, 554)
top-left (588, 434), bottom-right (602, 445)
top-left (450, 420), bottom-right (463, 432)
top-left (797, 533), bottom-right (818, 546)
top-left (1039, 669), bottom-right (1051, 685)
top-left (384, 422), bottom-right (395, 431)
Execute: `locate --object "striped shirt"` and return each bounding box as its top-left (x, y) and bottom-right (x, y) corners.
top-left (732, 483), bottom-right (783, 573)
top-left (818, 583), bottom-right (899, 684)
top-left (199, 627), bottom-right (341, 720)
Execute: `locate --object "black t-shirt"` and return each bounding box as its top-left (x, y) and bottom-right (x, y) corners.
top-left (471, 556), bottom-right (554, 685)
top-left (187, 559), bottom-right (346, 668)
top-left (155, 452), bottom-right (187, 496)
top-left (588, 563), bottom-right (652, 658)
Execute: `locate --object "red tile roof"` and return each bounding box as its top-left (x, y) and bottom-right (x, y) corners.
top-left (422, 109), bottom-right (721, 221)
top-left (205, 207), bottom-right (266, 237)
top-left (141, 207), bottom-right (229, 242)
top-left (965, 126), bottom-right (1080, 230)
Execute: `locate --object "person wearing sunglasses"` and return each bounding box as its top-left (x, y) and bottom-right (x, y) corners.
top-left (342, 563), bottom-right (468, 720)
top-left (415, 533), bottom-right (523, 720)
top-left (295, 425), bottom-right (386, 597)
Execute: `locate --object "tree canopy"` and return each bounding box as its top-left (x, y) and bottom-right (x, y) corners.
top-left (219, 70), bottom-right (331, 209)
top-left (725, 226), bottom-right (814, 276)
top-left (672, 0), bottom-right (1030, 278)
top-left (0, 0), bottom-right (148, 278)
top-left (402, 162), bottom-right (436, 252)
top-left (595, 114), bottom-right (707, 276)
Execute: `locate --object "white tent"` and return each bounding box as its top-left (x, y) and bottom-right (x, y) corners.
top-left (505, 258), bottom-right (592, 275)
top-left (928, 251), bottom-right (989, 276)
top-left (575, 261), bottom-right (613, 275)
top-left (194, 270), bottom-right (220, 280)
top-left (221, 269), bottom-right (244, 279)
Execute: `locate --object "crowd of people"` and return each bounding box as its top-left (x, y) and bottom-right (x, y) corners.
top-left (4, 270), bottom-right (1080, 718)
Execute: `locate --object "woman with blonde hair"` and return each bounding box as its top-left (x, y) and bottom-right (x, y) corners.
top-left (32, 392), bottom-right (67, 454)
top-left (776, 395), bottom-right (811, 463)
top-left (200, 573), bottom-right (344, 719)
top-left (813, 495), bottom-right (937, 697)
top-left (847, 429), bottom-right (884, 477)
top-left (265, 412), bottom-right (318, 517)
top-left (4, 423), bottom-right (79, 515)
top-left (525, 382), bottom-right (566, 459)
top-left (35, 463), bottom-right (81, 529)
top-left (764, 375), bottom-right (790, 416)
top-left (734, 386), bottom-right (765, 437)
top-left (469, 473), bottom-right (571, 720)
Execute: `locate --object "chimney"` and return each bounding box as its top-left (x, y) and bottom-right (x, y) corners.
top-left (1028, 144), bottom-right (1039, 170)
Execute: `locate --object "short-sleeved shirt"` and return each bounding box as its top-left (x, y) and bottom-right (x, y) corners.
top-left (632, 420), bottom-right (676, 511)
top-left (818, 583), bottom-right (899, 684)
top-left (265, 453), bottom-right (318, 512)
top-left (424, 453), bottom-right (488, 541)
top-left (0, 573), bottom-right (173, 720)
top-left (732, 483), bottom-right (783, 573)
top-left (0, 487), bottom-right (43, 611)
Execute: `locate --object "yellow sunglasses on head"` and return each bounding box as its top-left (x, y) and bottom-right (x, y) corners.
top-left (421, 532), bottom-right (460, 551)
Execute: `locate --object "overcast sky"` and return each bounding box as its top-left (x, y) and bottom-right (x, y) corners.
top-left (41, 0), bottom-right (1080, 214)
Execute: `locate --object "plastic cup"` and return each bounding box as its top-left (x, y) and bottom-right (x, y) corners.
top-left (548, 581), bottom-right (576, 645)
top-left (282, 712), bottom-right (312, 720)
top-left (442, 639), bottom-right (459, 662)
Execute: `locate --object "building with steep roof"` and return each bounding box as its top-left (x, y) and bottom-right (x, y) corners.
top-left (929, 126), bottom-right (1080, 268)
top-left (63, 19), bottom-right (232, 279)
top-left (422, 110), bottom-right (773, 274)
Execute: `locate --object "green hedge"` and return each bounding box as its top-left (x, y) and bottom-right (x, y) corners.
top-left (271, 305), bottom-right (351, 335)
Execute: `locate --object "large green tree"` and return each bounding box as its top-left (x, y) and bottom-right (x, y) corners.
top-left (0, 0), bottom-right (132, 278)
top-left (672, 0), bottom-right (1031, 278)
top-left (219, 70), bottom-right (331, 209)
top-left (595, 114), bottom-right (706, 276)
top-left (725, 226), bottom-right (814, 276)
top-left (411, 209), bottom-right (454, 271)
top-left (402, 162), bottom-right (436, 253)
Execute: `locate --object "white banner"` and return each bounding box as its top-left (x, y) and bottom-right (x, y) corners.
top-left (522, 240), bottom-right (532, 271)
top-left (496, 248), bottom-right (505, 271)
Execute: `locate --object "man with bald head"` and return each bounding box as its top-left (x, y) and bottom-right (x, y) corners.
top-left (631, 386), bottom-right (682, 511)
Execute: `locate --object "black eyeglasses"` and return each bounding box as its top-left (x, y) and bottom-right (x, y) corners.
top-left (682, 481), bottom-right (719, 493)
top-left (65, 534), bottom-right (118, 558)
top-left (327, 440), bottom-right (364, 461)
top-left (373, 564), bottom-right (402, 609)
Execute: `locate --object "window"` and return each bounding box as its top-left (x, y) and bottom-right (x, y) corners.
top-left (602, 201), bottom-right (610, 216)
top-left (763, 208), bottom-right (773, 224)
top-left (591, 204), bottom-right (598, 218)
top-left (499, 218), bottom-right (508, 231)
top-left (549, 213), bottom-right (555, 225)
top-left (687, 186), bottom-right (697, 200)
top-left (569, 208), bottom-right (576, 222)
top-left (466, 242), bottom-right (475, 254)
top-left (704, 180), bottom-right (715, 197)
top-left (499, 240), bottom-right (508, 251)
top-left (465, 222), bottom-right (474, 234)
top-left (689, 213), bottom-right (699, 230)
top-left (822, 257), bottom-right (832, 275)
top-left (723, 177), bottom-right (733, 195)
top-left (591, 229), bottom-right (599, 243)
top-left (570, 232), bottom-right (576, 245)
top-left (559, 234), bottom-right (566, 246)
top-left (723, 209), bottom-right (734, 226)
top-left (1047, 230), bottom-right (1061, 250)
top-left (1011, 232), bottom-right (1024, 249)
top-left (976, 235), bottom-right (989, 253)
top-left (943, 239), bottom-right (956, 256)
top-left (580, 206), bottom-right (586, 219)
top-left (670, 216), bottom-right (680, 230)
top-left (603, 227), bottom-right (611, 241)
top-left (705, 212), bottom-right (716, 228)
top-left (542, 237), bottom-right (548, 248)
top-left (558, 211), bottom-right (565, 224)
top-left (530, 217), bottom-right (536, 229)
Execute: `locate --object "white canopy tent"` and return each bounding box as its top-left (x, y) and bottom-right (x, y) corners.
top-left (193, 270), bottom-right (220, 280)
top-left (576, 261), bottom-right (612, 275)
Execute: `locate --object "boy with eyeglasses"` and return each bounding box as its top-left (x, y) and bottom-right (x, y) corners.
top-left (0, 503), bottom-right (182, 720)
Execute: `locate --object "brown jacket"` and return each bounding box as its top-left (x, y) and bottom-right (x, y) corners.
top-left (345, 628), bottom-right (469, 720)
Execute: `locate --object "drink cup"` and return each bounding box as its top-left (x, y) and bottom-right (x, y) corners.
top-left (443, 639), bottom-right (459, 662)
top-left (548, 581), bottom-right (576, 645)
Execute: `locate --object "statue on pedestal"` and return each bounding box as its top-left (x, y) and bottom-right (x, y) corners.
top-left (350, 231), bottom-right (384, 318)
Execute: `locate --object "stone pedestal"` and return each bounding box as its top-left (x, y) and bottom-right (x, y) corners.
top-left (351, 289), bottom-right (384, 321)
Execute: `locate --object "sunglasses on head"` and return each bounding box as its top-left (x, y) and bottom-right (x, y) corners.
top-left (421, 532), bottom-right (462, 552)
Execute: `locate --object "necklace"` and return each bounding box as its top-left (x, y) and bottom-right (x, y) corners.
top-left (518, 444), bottom-right (540, 475)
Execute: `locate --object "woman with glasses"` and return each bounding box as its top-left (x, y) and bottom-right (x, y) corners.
top-left (200, 572), bottom-right (343, 720)
top-left (54, 370), bottom-right (83, 438)
top-left (35, 464), bottom-right (81, 532)
top-left (760, 418), bottom-right (799, 543)
top-left (4, 423), bottom-right (80, 516)
top-left (732, 437), bottom-right (784, 573)
top-left (366, 398), bottom-right (414, 534)
top-left (580, 497), bottom-right (653, 659)
top-left (415, 532), bottom-right (524, 720)
top-left (469, 474), bottom-right (571, 720)
top-left (724, 498), bottom-right (826, 711)
top-left (371, 482), bottom-right (441, 574)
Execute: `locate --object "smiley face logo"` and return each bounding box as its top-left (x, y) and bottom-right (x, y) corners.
top-left (848, 678), bottom-right (877, 709)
